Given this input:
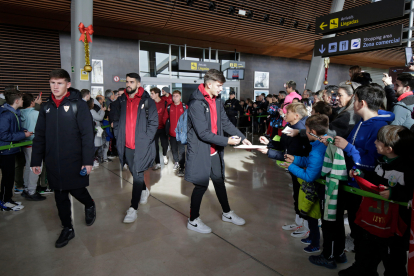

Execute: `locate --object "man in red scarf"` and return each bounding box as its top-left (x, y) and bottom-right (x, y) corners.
top-left (391, 73), bottom-right (414, 129)
top-left (185, 69), bottom-right (252, 234)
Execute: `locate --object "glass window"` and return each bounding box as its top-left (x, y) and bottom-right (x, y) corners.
top-left (139, 41), bottom-right (170, 78)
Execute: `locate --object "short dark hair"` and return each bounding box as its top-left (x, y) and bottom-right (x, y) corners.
top-left (355, 85), bottom-right (385, 111)
top-left (306, 114), bottom-right (329, 136)
top-left (292, 98), bottom-right (300, 102)
top-left (279, 91), bottom-right (287, 96)
top-left (150, 87), bottom-right (161, 96)
top-left (312, 101), bottom-right (332, 116)
top-left (172, 90), bottom-right (181, 96)
top-left (352, 72), bottom-right (372, 86)
top-left (377, 125), bottom-right (414, 156)
top-left (105, 89), bottom-right (113, 98)
top-left (5, 89), bottom-right (23, 105)
top-left (397, 73), bottom-right (413, 90)
top-left (22, 93), bottom-right (34, 108)
top-left (118, 88), bottom-right (125, 92)
top-left (81, 89), bottom-right (90, 99)
top-left (4, 85), bottom-right (19, 93)
top-left (286, 81), bottom-right (296, 90)
top-left (126, 73), bottom-right (141, 83)
top-left (87, 98), bottom-right (94, 110)
top-left (349, 65), bottom-right (362, 79)
top-left (266, 94), bottom-right (272, 99)
top-left (204, 69), bottom-right (226, 84)
top-left (261, 93), bottom-right (266, 97)
top-left (49, 69), bottom-right (70, 82)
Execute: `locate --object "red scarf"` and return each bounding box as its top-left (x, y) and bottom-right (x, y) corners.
top-left (397, 91), bottom-right (413, 102)
top-left (198, 84), bottom-right (218, 154)
top-left (52, 91), bottom-right (70, 107)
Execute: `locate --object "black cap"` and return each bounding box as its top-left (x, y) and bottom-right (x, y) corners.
top-left (229, 91), bottom-right (235, 95)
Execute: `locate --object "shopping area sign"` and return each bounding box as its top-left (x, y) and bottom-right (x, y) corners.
top-left (315, 0), bottom-right (405, 35)
top-left (314, 24), bottom-right (403, 57)
top-left (222, 61), bottom-right (246, 70)
top-left (178, 59), bottom-right (220, 72)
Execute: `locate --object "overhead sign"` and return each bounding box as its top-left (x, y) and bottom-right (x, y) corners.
top-left (178, 59), bottom-right (220, 72)
top-left (222, 61), bottom-right (246, 70)
top-left (314, 24), bottom-right (403, 57)
top-left (315, 0), bottom-right (405, 35)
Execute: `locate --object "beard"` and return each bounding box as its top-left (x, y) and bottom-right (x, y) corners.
top-left (126, 87), bottom-right (137, 95)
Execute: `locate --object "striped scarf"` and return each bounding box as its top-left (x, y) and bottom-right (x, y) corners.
top-left (321, 143), bottom-right (348, 221)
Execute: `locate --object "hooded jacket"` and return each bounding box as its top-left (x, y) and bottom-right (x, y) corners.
top-left (90, 98), bottom-right (105, 147)
top-left (31, 88), bottom-right (95, 191)
top-left (20, 107), bottom-right (39, 141)
top-left (184, 87), bottom-right (246, 186)
top-left (391, 94), bottom-right (414, 129)
top-left (113, 90), bottom-right (158, 173)
top-left (0, 103), bottom-right (26, 155)
top-left (282, 91), bottom-right (302, 114)
top-left (344, 110), bottom-right (395, 187)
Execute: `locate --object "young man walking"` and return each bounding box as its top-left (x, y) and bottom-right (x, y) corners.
top-left (185, 69), bottom-right (252, 234)
top-left (163, 90), bottom-right (187, 176)
top-left (113, 73), bottom-right (158, 223)
top-left (31, 69), bottom-right (96, 248)
top-left (150, 87), bottom-right (169, 169)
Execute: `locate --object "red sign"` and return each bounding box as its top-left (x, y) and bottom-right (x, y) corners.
top-left (113, 76), bottom-right (120, 82)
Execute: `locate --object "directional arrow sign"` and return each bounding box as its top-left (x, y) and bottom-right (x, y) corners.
top-left (315, 0), bottom-right (405, 35)
top-left (314, 25), bottom-right (403, 57)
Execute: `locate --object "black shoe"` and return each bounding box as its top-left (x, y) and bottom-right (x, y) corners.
top-left (21, 190), bottom-right (29, 198)
top-left (26, 192), bottom-right (46, 201)
top-left (335, 252), bottom-right (347, 264)
top-left (55, 227), bottom-right (75, 248)
top-left (177, 168), bottom-right (185, 177)
top-left (85, 202), bottom-right (96, 226)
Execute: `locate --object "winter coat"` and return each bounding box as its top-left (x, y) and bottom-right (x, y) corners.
top-left (102, 119), bottom-right (114, 142)
top-left (20, 107), bottom-right (39, 141)
top-left (391, 95), bottom-right (414, 129)
top-left (328, 98), bottom-right (361, 138)
top-left (344, 110), bottom-right (395, 187)
top-left (288, 139), bottom-right (327, 183)
top-left (384, 84), bottom-right (397, 111)
top-left (90, 98), bottom-right (105, 147)
top-left (224, 98), bottom-right (241, 117)
top-left (267, 116), bottom-right (311, 161)
top-left (184, 89), bottom-right (246, 186)
top-left (0, 103), bottom-right (26, 155)
top-left (113, 91), bottom-right (158, 173)
top-left (31, 88), bottom-right (95, 191)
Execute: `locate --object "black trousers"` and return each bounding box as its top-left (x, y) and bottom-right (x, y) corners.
top-left (352, 229), bottom-right (407, 276)
top-left (154, 129), bottom-right (168, 164)
top-left (344, 190), bottom-right (363, 253)
top-left (190, 153), bottom-right (231, 221)
top-left (228, 115), bottom-right (237, 127)
top-left (0, 154), bottom-right (15, 203)
top-left (124, 147), bottom-right (147, 210)
top-left (169, 136), bottom-right (185, 168)
top-left (320, 187), bottom-right (346, 259)
top-left (54, 187), bottom-right (94, 228)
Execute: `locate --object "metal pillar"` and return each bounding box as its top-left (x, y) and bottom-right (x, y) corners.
top-left (71, 0), bottom-right (93, 90)
top-left (408, 0), bottom-right (414, 47)
top-left (306, 0), bottom-right (345, 92)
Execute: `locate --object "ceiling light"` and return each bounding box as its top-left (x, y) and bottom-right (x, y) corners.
top-left (209, 1), bottom-right (216, 11)
top-left (279, 18), bottom-right (285, 25)
top-left (293, 21), bottom-right (298, 28)
top-left (238, 9), bottom-right (246, 16)
top-left (263, 14), bottom-right (270, 22)
top-left (229, 6), bottom-right (235, 15)
top-left (246, 10), bottom-right (253, 19)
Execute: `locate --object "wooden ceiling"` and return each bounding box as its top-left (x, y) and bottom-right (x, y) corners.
top-left (0, 0), bottom-right (407, 68)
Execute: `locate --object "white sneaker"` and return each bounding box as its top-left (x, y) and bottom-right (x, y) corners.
top-left (291, 228), bottom-right (310, 238)
top-left (152, 163), bottom-right (161, 170)
top-left (282, 223), bottom-right (300, 231)
top-left (187, 217), bottom-right (212, 234)
top-left (93, 160), bottom-right (100, 167)
top-left (4, 202), bottom-right (24, 211)
top-left (140, 189), bottom-right (150, 204)
top-left (173, 162), bottom-right (180, 170)
top-left (163, 156), bottom-right (169, 165)
top-left (222, 211), bottom-right (245, 226)
top-left (123, 207), bottom-right (137, 223)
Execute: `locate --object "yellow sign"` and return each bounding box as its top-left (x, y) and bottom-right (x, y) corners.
top-left (319, 22), bottom-right (328, 30)
top-left (191, 62), bottom-right (197, 70)
top-left (330, 18), bottom-right (338, 29)
top-left (80, 69), bottom-right (89, 81)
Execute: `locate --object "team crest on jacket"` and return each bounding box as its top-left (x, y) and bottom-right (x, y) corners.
top-left (64, 105), bottom-right (70, 112)
top-left (46, 108), bottom-right (50, 113)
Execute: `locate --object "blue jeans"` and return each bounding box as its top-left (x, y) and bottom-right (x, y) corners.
top-left (308, 217), bottom-right (320, 247)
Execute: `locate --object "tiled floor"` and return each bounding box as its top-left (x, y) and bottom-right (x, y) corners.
top-left (1, 141), bottom-right (385, 276)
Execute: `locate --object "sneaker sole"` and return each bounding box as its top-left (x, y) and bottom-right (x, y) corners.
top-left (222, 216), bottom-right (245, 226)
top-left (123, 218), bottom-right (137, 223)
top-left (282, 225), bottom-right (300, 231)
top-left (304, 248), bottom-right (321, 254)
top-left (55, 232), bottom-right (75, 248)
top-left (301, 241), bottom-right (311, 245)
top-left (291, 231), bottom-right (309, 238)
top-left (187, 223), bottom-right (212, 234)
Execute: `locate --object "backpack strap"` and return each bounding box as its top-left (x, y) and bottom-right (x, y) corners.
top-left (167, 103), bottom-right (171, 116)
top-left (182, 102), bottom-right (186, 110)
top-left (145, 99), bottom-right (149, 119)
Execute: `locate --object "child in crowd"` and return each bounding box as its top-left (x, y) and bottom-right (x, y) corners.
top-left (20, 93), bottom-right (46, 201)
top-left (257, 108), bottom-right (266, 134)
top-left (313, 85), bottom-right (395, 269)
top-left (339, 125), bottom-right (414, 276)
top-left (258, 103), bottom-right (311, 238)
top-left (0, 89), bottom-right (33, 211)
top-left (285, 114), bottom-right (329, 253)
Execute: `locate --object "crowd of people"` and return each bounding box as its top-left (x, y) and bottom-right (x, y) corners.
top-left (1, 65), bottom-right (414, 275)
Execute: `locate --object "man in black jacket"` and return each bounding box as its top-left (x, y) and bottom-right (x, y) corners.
top-left (113, 73), bottom-right (158, 224)
top-left (31, 69), bottom-right (96, 248)
top-left (185, 69), bottom-right (252, 234)
top-left (224, 91), bottom-right (241, 127)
